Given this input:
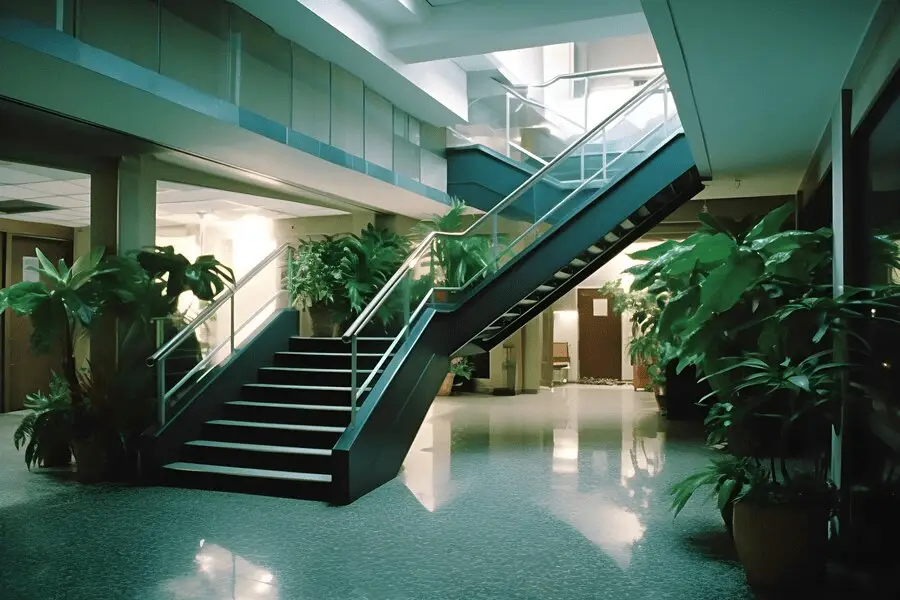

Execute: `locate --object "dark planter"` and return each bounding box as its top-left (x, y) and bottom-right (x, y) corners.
top-left (40, 441), bottom-right (72, 468)
top-left (664, 362), bottom-right (711, 421)
top-left (309, 304), bottom-right (337, 337)
top-left (73, 436), bottom-right (110, 483)
top-left (654, 390), bottom-right (668, 416)
top-left (733, 500), bottom-right (828, 589)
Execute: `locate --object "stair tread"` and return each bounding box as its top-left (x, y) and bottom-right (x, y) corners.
top-left (207, 419), bottom-right (345, 433)
top-left (185, 440), bottom-right (333, 455)
top-left (227, 401), bottom-right (350, 412)
top-left (260, 367), bottom-right (378, 373)
top-left (243, 383), bottom-right (368, 391)
top-left (164, 462), bottom-right (332, 483)
top-left (276, 352), bottom-right (384, 357)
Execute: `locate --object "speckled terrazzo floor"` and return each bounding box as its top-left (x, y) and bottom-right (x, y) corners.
top-left (0, 386), bottom-right (757, 600)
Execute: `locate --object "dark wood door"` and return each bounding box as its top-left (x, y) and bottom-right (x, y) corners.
top-left (577, 288), bottom-right (622, 380)
top-left (3, 235), bottom-right (71, 412)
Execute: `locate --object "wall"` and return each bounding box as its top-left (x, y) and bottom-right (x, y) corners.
top-left (552, 240), bottom-right (656, 382)
top-left (1, 0), bottom-right (448, 191)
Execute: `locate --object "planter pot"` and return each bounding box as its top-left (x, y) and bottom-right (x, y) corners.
top-left (437, 373), bottom-right (454, 396)
top-left (434, 290), bottom-right (450, 303)
top-left (72, 437), bottom-right (109, 483)
top-left (664, 362), bottom-right (711, 421)
top-left (632, 362), bottom-right (650, 391)
top-left (40, 440), bottom-right (72, 468)
top-left (732, 500), bottom-right (828, 589)
top-left (654, 389), bottom-right (668, 416)
top-left (308, 304), bottom-right (337, 338)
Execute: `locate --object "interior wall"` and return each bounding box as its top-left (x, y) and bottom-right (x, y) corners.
top-left (552, 240), bottom-right (656, 382)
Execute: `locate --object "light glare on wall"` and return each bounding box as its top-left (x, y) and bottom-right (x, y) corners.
top-left (554, 309), bottom-right (578, 321)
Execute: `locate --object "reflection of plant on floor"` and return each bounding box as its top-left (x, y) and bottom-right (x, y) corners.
top-left (13, 373), bottom-right (72, 469)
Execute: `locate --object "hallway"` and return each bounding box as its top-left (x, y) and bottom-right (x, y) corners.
top-left (0, 386), bottom-right (751, 599)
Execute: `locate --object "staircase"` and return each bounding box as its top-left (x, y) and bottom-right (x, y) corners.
top-left (147, 72), bottom-right (702, 504)
top-left (161, 337), bottom-right (390, 499)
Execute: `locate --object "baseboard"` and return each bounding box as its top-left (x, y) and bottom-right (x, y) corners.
top-left (522, 388), bottom-right (539, 394)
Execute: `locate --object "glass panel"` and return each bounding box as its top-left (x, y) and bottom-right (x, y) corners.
top-left (160, 0), bottom-right (230, 100)
top-left (232, 7), bottom-right (291, 124)
top-left (291, 43), bottom-right (331, 142)
top-left (364, 88), bottom-right (393, 170)
top-left (329, 65), bottom-right (364, 157)
top-left (78, 0), bottom-right (160, 71)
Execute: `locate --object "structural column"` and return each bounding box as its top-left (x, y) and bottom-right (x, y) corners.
top-left (522, 317), bottom-right (543, 394)
top-left (89, 156), bottom-right (157, 367)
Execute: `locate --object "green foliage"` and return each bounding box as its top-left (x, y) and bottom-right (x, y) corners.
top-left (136, 246), bottom-right (234, 308)
top-left (340, 225), bottom-right (411, 328)
top-left (413, 198), bottom-right (494, 289)
top-left (13, 374), bottom-right (72, 469)
top-left (598, 278), bottom-right (666, 387)
top-left (669, 455), bottom-right (755, 519)
top-left (289, 234), bottom-right (349, 314)
top-left (450, 356), bottom-right (475, 381)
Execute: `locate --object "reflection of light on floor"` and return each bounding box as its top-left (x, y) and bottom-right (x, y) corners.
top-left (164, 540), bottom-right (278, 599)
top-left (549, 498), bottom-right (646, 570)
top-left (553, 428), bottom-right (579, 474)
top-left (401, 408), bottom-right (453, 511)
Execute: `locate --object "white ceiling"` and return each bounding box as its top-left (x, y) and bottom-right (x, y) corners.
top-left (0, 161), bottom-right (347, 228)
top-left (643, 0), bottom-right (882, 197)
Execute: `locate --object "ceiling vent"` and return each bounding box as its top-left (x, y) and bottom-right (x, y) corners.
top-left (0, 200), bottom-right (59, 214)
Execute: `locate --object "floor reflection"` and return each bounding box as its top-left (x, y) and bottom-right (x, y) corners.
top-left (165, 540), bottom-right (278, 600)
top-left (400, 385), bottom-right (667, 568)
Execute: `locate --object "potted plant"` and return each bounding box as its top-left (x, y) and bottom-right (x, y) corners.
top-left (340, 224), bottom-right (411, 334)
top-left (13, 373), bottom-right (72, 469)
top-left (289, 235), bottom-right (351, 336)
top-left (669, 454), bottom-right (754, 536)
top-left (413, 198), bottom-right (494, 302)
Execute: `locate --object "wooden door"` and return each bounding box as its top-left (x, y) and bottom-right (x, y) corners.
top-left (3, 235), bottom-right (71, 412)
top-left (577, 288), bottom-right (622, 380)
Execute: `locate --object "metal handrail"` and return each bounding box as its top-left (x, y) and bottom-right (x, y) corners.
top-left (496, 81), bottom-right (586, 131)
top-left (147, 242), bottom-right (292, 367)
top-left (529, 63), bottom-right (663, 89)
top-left (341, 73), bottom-right (667, 342)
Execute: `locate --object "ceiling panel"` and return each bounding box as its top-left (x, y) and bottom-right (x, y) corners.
top-left (0, 185), bottom-right (55, 200)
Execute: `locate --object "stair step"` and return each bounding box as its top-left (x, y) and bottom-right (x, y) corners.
top-left (603, 232), bottom-right (620, 243)
top-left (258, 367), bottom-right (380, 387)
top-left (518, 298), bottom-right (538, 305)
top-left (207, 420), bottom-right (345, 432)
top-left (620, 218), bottom-right (635, 230)
top-left (500, 312), bottom-right (519, 318)
top-left (553, 271), bottom-right (571, 280)
top-left (202, 419), bottom-right (345, 447)
top-left (537, 284), bottom-right (555, 292)
top-left (587, 245), bottom-right (602, 254)
top-left (241, 383), bottom-right (368, 406)
top-left (224, 401), bottom-right (351, 426)
top-left (274, 351), bottom-right (385, 369)
top-left (289, 336), bottom-right (393, 354)
top-left (165, 462), bottom-right (332, 482)
top-left (637, 206), bottom-right (651, 218)
top-left (569, 258), bottom-right (587, 267)
top-left (185, 440), bottom-right (332, 455)
top-left (181, 440), bottom-right (334, 473)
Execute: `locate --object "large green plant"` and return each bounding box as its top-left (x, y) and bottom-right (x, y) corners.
top-left (13, 373), bottom-right (72, 469)
top-left (598, 279), bottom-right (666, 388)
top-left (289, 235), bottom-right (351, 318)
top-left (413, 198), bottom-right (494, 289)
top-left (340, 224), bottom-right (411, 328)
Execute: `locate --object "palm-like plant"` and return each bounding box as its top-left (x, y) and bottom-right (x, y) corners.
top-left (413, 198), bottom-right (494, 290)
top-left (13, 373), bottom-right (72, 469)
top-left (669, 455), bottom-right (756, 527)
top-left (340, 225), bottom-right (411, 327)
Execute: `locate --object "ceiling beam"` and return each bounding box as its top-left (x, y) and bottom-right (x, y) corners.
top-left (388, 0), bottom-right (647, 63)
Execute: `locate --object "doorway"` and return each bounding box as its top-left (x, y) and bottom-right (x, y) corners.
top-left (3, 235), bottom-right (72, 412)
top-left (577, 288), bottom-right (622, 380)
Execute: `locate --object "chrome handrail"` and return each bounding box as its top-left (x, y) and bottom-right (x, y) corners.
top-left (496, 81), bottom-right (586, 131)
top-left (341, 72), bottom-right (667, 343)
top-left (148, 242), bottom-right (292, 367)
top-left (529, 63), bottom-right (663, 89)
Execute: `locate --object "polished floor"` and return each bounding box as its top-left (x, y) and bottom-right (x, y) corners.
top-left (0, 386), bottom-right (754, 599)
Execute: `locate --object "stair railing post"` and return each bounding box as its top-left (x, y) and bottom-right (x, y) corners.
top-left (350, 335), bottom-right (358, 425)
top-left (601, 128), bottom-right (608, 181)
top-left (402, 270), bottom-right (412, 338)
top-left (285, 246), bottom-right (295, 307)
top-left (581, 75), bottom-right (588, 181)
top-left (229, 295), bottom-right (236, 354)
top-left (662, 80), bottom-right (669, 134)
top-left (505, 92), bottom-right (511, 157)
top-left (155, 318), bottom-right (166, 426)
top-left (491, 213), bottom-right (499, 264)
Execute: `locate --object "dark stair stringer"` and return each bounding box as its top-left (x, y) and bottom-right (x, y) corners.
top-left (333, 132), bottom-right (702, 503)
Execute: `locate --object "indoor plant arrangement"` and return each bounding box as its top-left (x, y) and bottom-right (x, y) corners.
top-left (438, 356), bottom-right (474, 396)
top-left (2, 245), bottom-right (233, 481)
top-left (290, 225), bottom-right (411, 336)
top-left (13, 373), bottom-right (73, 469)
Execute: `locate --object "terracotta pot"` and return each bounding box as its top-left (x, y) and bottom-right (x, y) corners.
top-left (308, 304), bottom-right (335, 337)
top-left (72, 437), bottom-right (109, 483)
top-left (732, 500), bottom-right (828, 589)
top-left (437, 373), bottom-right (454, 396)
top-left (632, 362), bottom-right (650, 390)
